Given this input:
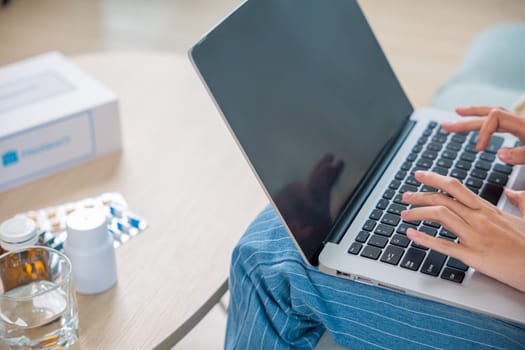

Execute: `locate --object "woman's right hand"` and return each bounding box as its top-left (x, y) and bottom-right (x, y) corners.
top-left (442, 106), bottom-right (525, 165)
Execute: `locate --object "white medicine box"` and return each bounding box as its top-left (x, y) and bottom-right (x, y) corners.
top-left (0, 52), bottom-right (121, 192)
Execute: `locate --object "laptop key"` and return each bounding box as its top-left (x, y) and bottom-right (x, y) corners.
top-left (412, 144), bottom-right (423, 153)
top-left (422, 222), bottom-right (440, 230)
top-left (431, 166), bottom-right (448, 176)
top-left (362, 220), bottom-right (376, 232)
top-left (405, 176), bottom-right (421, 187)
top-left (381, 214), bottom-right (400, 227)
top-left (397, 223), bottom-right (418, 235)
top-left (432, 135), bottom-right (447, 144)
top-left (421, 185), bottom-right (438, 192)
top-left (451, 134), bottom-right (467, 143)
top-left (348, 242), bottom-right (363, 255)
top-left (447, 257), bottom-right (469, 271)
top-left (380, 245), bottom-right (405, 265)
top-left (455, 160), bottom-right (471, 171)
top-left (401, 161), bottom-right (412, 171)
top-left (389, 180), bottom-right (401, 190)
top-left (450, 168), bottom-right (467, 180)
top-left (369, 209), bottom-right (383, 221)
top-left (417, 136), bottom-right (429, 145)
top-left (475, 160), bottom-right (491, 171)
top-left (410, 166), bottom-right (427, 175)
top-left (383, 189), bottom-right (395, 199)
top-left (395, 170), bottom-right (407, 180)
top-left (441, 267), bottom-right (465, 283)
top-left (493, 163), bottom-right (512, 175)
top-left (400, 248), bottom-right (426, 271)
top-left (480, 183), bottom-right (503, 205)
top-left (368, 234), bottom-right (388, 248)
top-left (393, 194), bottom-right (408, 206)
top-left (377, 198), bottom-right (389, 210)
top-left (488, 172), bottom-right (508, 186)
top-left (446, 142), bottom-right (462, 152)
top-left (387, 204), bottom-right (406, 216)
top-left (471, 168), bottom-right (487, 180)
top-left (407, 153), bottom-right (418, 162)
top-left (436, 158), bottom-right (453, 168)
top-left (361, 245), bottom-right (382, 260)
top-left (421, 250), bottom-right (447, 276)
top-left (399, 184), bottom-right (418, 194)
top-left (428, 121), bottom-right (438, 129)
top-left (459, 152), bottom-right (476, 162)
top-left (391, 234), bottom-right (410, 248)
top-left (465, 177), bottom-right (483, 189)
top-left (374, 224), bottom-right (394, 237)
top-left (439, 228), bottom-right (457, 240)
top-left (422, 150), bottom-right (438, 161)
top-left (419, 221), bottom-right (441, 237)
top-left (480, 152), bottom-right (496, 162)
top-left (426, 142), bottom-right (442, 152)
top-left (486, 136), bottom-right (504, 153)
top-left (403, 218), bottom-right (421, 226)
top-left (416, 159), bottom-right (432, 169)
top-left (355, 231), bottom-right (370, 243)
top-left (442, 150), bottom-right (457, 160)
top-left (464, 144), bottom-right (478, 154)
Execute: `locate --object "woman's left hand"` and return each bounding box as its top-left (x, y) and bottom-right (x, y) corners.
top-left (401, 170), bottom-right (525, 292)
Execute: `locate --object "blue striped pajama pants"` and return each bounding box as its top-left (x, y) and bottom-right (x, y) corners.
top-left (225, 206), bottom-right (525, 349)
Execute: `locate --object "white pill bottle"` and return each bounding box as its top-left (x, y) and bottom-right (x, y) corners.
top-left (64, 208), bottom-right (117, 294)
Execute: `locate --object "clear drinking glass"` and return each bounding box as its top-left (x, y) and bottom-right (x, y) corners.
top-left (0, 247), bottom-right (79, 349)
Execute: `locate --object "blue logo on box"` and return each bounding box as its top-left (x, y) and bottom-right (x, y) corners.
top-left (2, 150), bottom-right (19, 167)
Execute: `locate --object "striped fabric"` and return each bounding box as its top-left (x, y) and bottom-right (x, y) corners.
top-left (225, 206), bottom-right (525, 349)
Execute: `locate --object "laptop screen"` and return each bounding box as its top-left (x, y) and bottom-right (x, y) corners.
top-left (191, 0), bottom-right (413, 264)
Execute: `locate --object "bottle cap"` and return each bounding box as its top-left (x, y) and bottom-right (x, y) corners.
top-left (0, 216), bottom-right (38, 251)
top-left (66, 208), bottom-right (108, 250)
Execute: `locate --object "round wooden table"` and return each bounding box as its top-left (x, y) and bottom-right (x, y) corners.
top-left (0, 52), bottom-right (267, 349)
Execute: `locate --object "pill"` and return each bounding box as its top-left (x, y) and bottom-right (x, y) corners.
top-left (109, 203), bottom-right (124, 218)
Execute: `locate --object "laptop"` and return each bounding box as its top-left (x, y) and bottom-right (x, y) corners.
top-left (189, 0), bottom-right (525, 324)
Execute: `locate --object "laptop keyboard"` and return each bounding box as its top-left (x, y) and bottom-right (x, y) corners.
top-left (348, 121), bottom-right (515, 283)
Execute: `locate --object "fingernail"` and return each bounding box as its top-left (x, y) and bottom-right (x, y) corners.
top-left (406, 228), bottom-right (417, 239)
top-left (498, 148), bottom-right (511, 161)
top-left (403, 192), bottom-right (413, 199)
top-left (414, 170), bottom-right (427, 178)
top-left (400, 210), bottom-right (408, 219)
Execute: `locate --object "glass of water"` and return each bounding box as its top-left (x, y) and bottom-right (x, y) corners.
top-left (0, 247), bottom-right (79, 349)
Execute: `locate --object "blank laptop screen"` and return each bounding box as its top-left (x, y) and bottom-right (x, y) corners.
top-left (191, 0), bottom-right (413, 264)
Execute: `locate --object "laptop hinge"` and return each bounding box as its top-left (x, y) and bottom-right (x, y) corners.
top-left (324, 119), bottom-right (416, 245)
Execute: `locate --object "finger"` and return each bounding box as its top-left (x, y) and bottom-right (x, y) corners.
top-left (441, 118), bottom-right (483, 134)
top-left (403, 191), bottom-right (471, 219)
top-left (407, 228), bottom-right (466, 259)
top-left (497, 146), bottom-right (525, 165)
top-left (504, 189), bottom-right (525, 217)
top-left (413, 171), bottom-right (482, 209)
top-left (401, 206), bottom-right (470, 240)
top-left (455, 106), bottom-right (505, 116)
top-left (478, 109), bottom-right (525, 149)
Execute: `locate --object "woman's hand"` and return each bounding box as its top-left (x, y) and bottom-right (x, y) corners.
top-left (441, 106), bottom-right (525, 165)
top-left (401, 171), bottom-right (525, 292)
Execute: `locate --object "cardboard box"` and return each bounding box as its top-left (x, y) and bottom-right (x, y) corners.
top-left (0, 52), bottom-right (121, 191)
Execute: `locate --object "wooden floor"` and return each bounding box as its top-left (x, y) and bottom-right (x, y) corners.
top-left (1, 0), bottom-right (524, 107)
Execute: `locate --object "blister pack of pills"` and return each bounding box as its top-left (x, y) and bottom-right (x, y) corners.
top-left (20, 192), bottom-right (148, 250)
